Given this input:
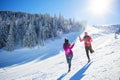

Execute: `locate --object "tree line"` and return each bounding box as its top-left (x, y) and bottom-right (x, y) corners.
top-left (0, 11), bottom-right (85, 51)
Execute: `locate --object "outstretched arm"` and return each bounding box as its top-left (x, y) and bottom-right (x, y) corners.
top-left (70, 43), bottom-right (75, 49)
top-left (79, 36), bottom-right (84, 42)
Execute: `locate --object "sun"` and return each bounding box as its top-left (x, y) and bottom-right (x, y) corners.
top-left (88, 0), bottom-right (111, 16)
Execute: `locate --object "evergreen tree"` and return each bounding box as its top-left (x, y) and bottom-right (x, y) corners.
top-left (0, 11), bottom-right (85, 51)
top-left (37, 21), bottom-right (44, 47)
top-left (23, 22), bottom-right (37, 48)
top-left (6, 22), bottom-right (15, 51)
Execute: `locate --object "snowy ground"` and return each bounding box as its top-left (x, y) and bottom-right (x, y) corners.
top-left (0, 25), bottom-right (120, 80)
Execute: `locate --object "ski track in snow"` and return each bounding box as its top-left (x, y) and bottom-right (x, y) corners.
top-left (0, 25), bottom-right (120, 80)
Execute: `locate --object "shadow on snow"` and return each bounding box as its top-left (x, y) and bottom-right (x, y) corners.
top-left (70, 62), bottom-right (92, 80)
top-left (57, 73), bottom-right (68, 80)
top-left (57, 62), bottom-right (92, 80)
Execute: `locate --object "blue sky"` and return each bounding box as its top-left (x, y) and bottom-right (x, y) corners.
top-left (0, 0), bottom-right (120, 25)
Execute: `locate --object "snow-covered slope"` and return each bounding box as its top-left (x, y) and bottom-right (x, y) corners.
top-left (0, 25), bottom-right (120, 80)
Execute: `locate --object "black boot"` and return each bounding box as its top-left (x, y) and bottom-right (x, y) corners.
top-left (91, 49), bottom-right (95, 53)
top-left (68, 64), bottom-right (71, 72)
top-left (88, 59), bottom-right (91, 63)
top-left (68, 67), bottom-right (71, 72)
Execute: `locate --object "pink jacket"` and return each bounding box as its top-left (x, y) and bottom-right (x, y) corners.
top-left (63, 43), bottom-right (75, 55)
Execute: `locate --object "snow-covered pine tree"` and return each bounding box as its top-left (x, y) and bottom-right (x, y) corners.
top-left (0, 18), bottom-right (10, 48)
top-left (6, 22), bottom-right (15, 51)
top-left (23, 22), bottom-right (37, 48)
top-left (40, 24), bottom-right (45, 46)
top-left (0, 11), bottom-right (85, 50)
top-left (37, 20), bottom-right (44, 47)
top-left (57, 29), bottom-right (63, 38)
top-left (58, 13), bottom-right (69, 33)
top-left (52, 16), bottom-right (58, 39)
top-left (0, 22), bottom-right (5, 48)
top-left (51, 18), bottom-right (55, 40)
top-left (34, 16), bottom-right (40, 47)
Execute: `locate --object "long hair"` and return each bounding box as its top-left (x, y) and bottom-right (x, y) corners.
top-left (64, 38), bottom-right (70, 47)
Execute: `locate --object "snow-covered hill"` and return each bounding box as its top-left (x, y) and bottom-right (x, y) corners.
top-left (0, 25), bottom-right (120, 80)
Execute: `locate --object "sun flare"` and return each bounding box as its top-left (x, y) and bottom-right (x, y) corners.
top-left (88, 0), bottom-right (111, 16)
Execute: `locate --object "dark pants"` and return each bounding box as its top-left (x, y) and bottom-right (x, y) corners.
top-left (85, 46), bottom-right (94, 60)
top-left (66, 54), bottom-right (73, 69)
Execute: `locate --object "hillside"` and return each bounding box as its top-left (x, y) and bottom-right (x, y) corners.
top-left (0, 25), bottom-right (120, 80)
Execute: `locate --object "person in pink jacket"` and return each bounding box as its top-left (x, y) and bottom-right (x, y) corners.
top-left (63, 38), bottom-right (75, 72)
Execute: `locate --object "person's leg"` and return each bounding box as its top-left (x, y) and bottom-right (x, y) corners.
top-left (89, 46), bottom-right (94, 53)
top-left (85, 46), bottom-right (90, 62)
top-left (66, 55), bottom-right (69, 64)
top-left (66, 55), bottom-right (71, 72)
top-left (67, 54), bottom-right (73, 72)
top-left (68, 58), bottom-right (71, 72)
